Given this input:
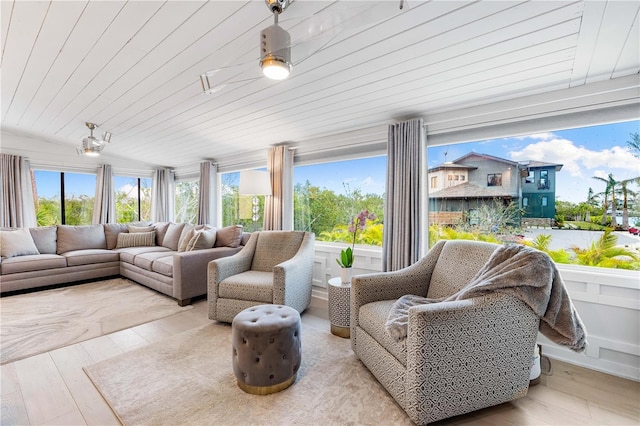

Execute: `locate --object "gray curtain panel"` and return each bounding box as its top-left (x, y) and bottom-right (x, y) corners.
top-left (264, 145), bottom-right (293, 230)
top-left (0, 154), bottom-right (37, 228)
top-left (92, 164), bottom-right (116, 224)
top-left (197, 161), bottom-right (218, 226)
top-left (150, 168), bottom-right (174, 222)
top-left (382, 118), bottom-right (425, 272)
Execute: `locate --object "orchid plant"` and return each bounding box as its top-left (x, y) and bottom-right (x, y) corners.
top-left (336, 209), bottom-right (377, 268)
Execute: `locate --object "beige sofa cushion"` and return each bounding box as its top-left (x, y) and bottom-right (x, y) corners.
top-left (1, 254), bottom-right (66, 274)
top-left (116, 246), bottom-right (172, 265)
top-left (104, 223), bottom-right (129, 250)
top-left (29, 226), bottom-right (57, 254)
top-left (151, 256), bottom-right (173, 277)
top-left (134, 251), bottom-right (174, 271)
top-left (64, 249), bottom-right (120, 266)
top-left (57, 225), bottom-right (106, 254)
top-left (1, 229), bottom-right (40, 258)
top-left (214, 225), bottom-right (243, 248)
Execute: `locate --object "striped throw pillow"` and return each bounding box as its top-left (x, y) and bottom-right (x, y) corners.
top-left (116, 231), bottom-right (156, 248)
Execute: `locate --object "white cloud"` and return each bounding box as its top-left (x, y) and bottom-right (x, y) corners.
top-left (118, 183), bottom-right (137, 198)
top-left (509, 138), bottom-right (640, 179)
top-left (360, 176), bottom-right (374, 187)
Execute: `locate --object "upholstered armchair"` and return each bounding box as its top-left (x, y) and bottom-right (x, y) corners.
top-left (208, 231), bottom-right (315, 323)
top-left (351, 239), bottom-right (541, 425)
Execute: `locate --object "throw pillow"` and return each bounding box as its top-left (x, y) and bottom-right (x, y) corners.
top-left (115, 231), bottom-right (156, 249)
top-left (0, 228), bottom-right (40, 258)
top-left (128, 225), bottom-right (155, 233)
top-left (177, 224), bottom-right (204, 252)
top-left (29, 226), bottom-right (57, 254)
top-left (178, 227), bottom-right (196, 252)
top-left (214, 225), bottom-right (243, 248)
top-left (162, 223), bottom-right (185, 250)
top-left (153, 222), bottom-right (170, 246)
top-left (187, 228), bottom-right (217, 251)
top-left (104, 223), bottom-right (129, 250)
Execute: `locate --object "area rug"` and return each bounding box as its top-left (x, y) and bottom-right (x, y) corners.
top-left (1, 278), bottom-right (193, 365)
top-left (83, 323), bottom-right (410, 425)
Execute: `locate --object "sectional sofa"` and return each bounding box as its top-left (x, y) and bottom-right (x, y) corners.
top-left (0, 222), bottom-right (249, 305)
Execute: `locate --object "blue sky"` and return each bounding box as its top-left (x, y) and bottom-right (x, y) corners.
top-left (296, 120), bottom-right (640, 204)
top-left (35, 120), bottom-right (639, 205)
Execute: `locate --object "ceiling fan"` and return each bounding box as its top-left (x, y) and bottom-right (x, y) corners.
top-left (76, 122), bottom-right (112, 157)
top-left (199, 0), bottom-right (411, 94)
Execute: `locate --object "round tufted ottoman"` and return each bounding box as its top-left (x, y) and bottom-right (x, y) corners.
top-left (231, 304), bottom-right (301, 395)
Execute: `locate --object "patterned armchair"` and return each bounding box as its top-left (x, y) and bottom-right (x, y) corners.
top-left (351, 240), bottom-right (540, 425)
top-left (208, 231), bottom-right (315, 323)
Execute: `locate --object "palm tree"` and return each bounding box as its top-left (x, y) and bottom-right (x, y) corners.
top-left (591, 174), bottom-right (615, 226)
top-left (570, 230), bottom-right (638, 269)
top-left (616, 178), bottom-right (640, 230)
top-left (627, 131), bottom-right (640, 158)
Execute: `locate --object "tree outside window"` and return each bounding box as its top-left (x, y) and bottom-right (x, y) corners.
top-left (175, 179), bottom-right (199, 224)
top-left (33, 170), bottom-right (96, 226)
top-left (294, 157), bottom-right (385, 246)
top-left (115, 176), bottom-right (151, 223)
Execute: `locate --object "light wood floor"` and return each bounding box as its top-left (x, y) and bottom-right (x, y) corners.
top-left (1, 296), bottom-right (638, 426)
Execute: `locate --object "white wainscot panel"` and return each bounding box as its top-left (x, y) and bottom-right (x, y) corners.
top-left (539, 264), bottom-right (639, 381)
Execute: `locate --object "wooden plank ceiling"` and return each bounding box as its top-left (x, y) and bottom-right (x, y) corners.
top-left (1, 0), bottom-right (639, 170)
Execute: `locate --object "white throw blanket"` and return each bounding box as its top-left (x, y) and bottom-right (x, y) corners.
top-left (385, 244), bottom-right (587, 352)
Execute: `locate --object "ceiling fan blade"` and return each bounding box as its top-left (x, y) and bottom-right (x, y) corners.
top-left (200, 68), bottom-right (264, 95)
top-left (198, 0), bottom-right (414, 93)
top-left (281, 1), bottom-right (409, 66)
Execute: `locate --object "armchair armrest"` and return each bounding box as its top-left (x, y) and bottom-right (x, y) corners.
top-left (404, 294), bottom-right (539, 423)
top-left (273, 232), bottom-right (315, 310)
top-left (207, 233), bottom-right (257, 301)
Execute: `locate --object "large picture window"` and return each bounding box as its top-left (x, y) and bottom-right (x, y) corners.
top-left (33, 170), bottom-right (96, 226)
top-left (294, 157), bottom-right (385, 246)
top-left (427, 120), bottom-right (640, 271)
top-left (114, 175), bottom-right (152, 223)
top-left (175, 179), bottom-right (199, 224)
top-left (221, 171), bottom-right (268, 230)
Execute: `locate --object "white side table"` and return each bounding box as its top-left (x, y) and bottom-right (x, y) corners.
top-left (328, 277), bottom-right (351, 338)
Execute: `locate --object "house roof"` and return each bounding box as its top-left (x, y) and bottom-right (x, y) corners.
top-left (431, 154), bottom-right (564, 173)
top-left (429, 182), bottom-right (516, 199)
top-left (0, 1), bottom-right (638, 171)
top-left (453, 152), bottom-right (520, 167)
top-left (525, 160), bottom-right (564, 172)
top-left (427, 162), bottom-right (477, 173)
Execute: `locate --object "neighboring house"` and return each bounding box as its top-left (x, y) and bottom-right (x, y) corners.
top-left (428, 153), bottom-right (563, 225)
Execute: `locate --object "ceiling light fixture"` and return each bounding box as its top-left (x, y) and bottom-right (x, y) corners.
top-left (260, 0), bottom-right (292, 80)
top-left (77, 122), bottom-right (112, 156)
top-left (260, 23), bottom-right (292, 80)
